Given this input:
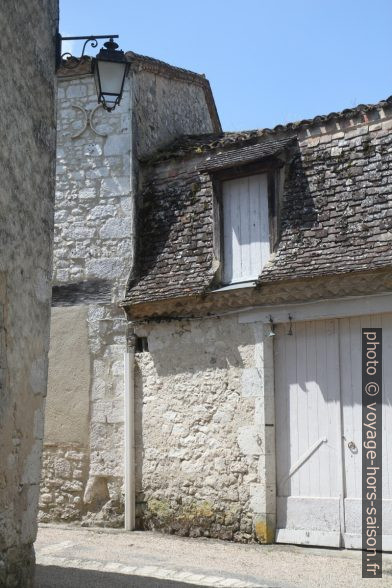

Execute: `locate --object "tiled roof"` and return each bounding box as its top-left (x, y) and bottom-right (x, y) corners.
top-left (143, 95), bottom-right (392, 163)
top-left (198, 136), bottom-right (296, 170)
top-left (126, 109), bottom-right (392, 311)
top-left (58, 52), bottom-right (209, 82)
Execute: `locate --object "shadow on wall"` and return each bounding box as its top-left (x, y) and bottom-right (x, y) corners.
top-left (139, 319), bottom-right (248, 379)
top-left (128, 175), bottom-right (214, 294)
top-left (134, 360), bottom-right (145, 528)
top-left (36, 565), bottom-right (203, 588)
top-left (274, 313), bottom-right (391, 539)
top-left (280, 150), bottom-right (318, 234)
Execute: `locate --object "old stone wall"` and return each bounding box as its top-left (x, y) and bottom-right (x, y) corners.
top-left (41, 72), bottom-right (132, 527)
top-left (54, 74), bottom-right (133, 298)
top-left (43, 60), bottom-right (219, 527)
top-left (134, 315), bottom-right (274, 542)
top-left (132, 69), bottom-right (217, 159)
top-left (0, 1), bottom-right (58, 585)
top-left (39, 444), bottom-right (89, 523)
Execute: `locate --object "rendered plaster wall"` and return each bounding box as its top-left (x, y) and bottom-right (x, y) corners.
top-left (134, 315), bottom-right (275, 543)
top-left (0, 1), bottom-right (58, 585)
top-left (39, 306), bottom-right (90, 523)
top-left (40, 303), bottom-right (126, 527)
top-left (45, 306), bottom-right (90, 447)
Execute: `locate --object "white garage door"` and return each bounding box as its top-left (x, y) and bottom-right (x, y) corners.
top-left (275, 313), bottom-right (392, 549)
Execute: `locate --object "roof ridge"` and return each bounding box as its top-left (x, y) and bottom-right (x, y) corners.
top-left (142, 95), bottom-right (392, 164)
top-left (58, 51), bottom-right (207, 84)
top-left (125, 51), bottom-right (206, 83)
top-left (253, 95), bottom-right (392, 136)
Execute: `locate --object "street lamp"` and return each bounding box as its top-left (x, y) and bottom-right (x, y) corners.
top-left (56, 34), bottom-right (130, 113)
top-left (92, 38), bottom-right (129, 112)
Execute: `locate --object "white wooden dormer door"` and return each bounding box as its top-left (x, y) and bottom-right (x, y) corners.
top-left (222, 174), bottom-right (270, 285)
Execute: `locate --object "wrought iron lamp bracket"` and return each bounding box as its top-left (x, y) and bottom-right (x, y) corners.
top-left (56, 34), bottom-right (119, 70)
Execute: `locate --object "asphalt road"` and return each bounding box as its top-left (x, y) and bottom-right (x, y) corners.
top-left (36, 565), bottom-right (203, 588)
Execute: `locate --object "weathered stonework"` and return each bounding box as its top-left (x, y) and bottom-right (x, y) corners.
top-left (133, 316), bottom-right (275, 542)
top-left (131, 66), bottom-right (219, 159)
top-left (48, 44), bottom-right (392, 547)
top-left (38, 444), bottom-right (89, 523)
top-left (261, 116), bottom-right (392, 282)
top-left (0, 1), bottom-right (58, 585)
top-left (125, 267), bottom-right (392, 321)
top-left (40, 73), bottom-right (133, 525)
top-left (122, 97), bottom-right (392, 546)
top-left (54, 75), bottom-right (133, 298)
top-left (128, 159), bottom-right (216, 302)
top-left (42, 56), bottom-right (219, 527)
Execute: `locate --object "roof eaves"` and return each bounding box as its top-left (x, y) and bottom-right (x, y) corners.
top-left (143, 95), bottom-right (392, 165)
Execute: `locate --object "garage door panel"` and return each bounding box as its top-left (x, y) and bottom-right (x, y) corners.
top-left (277, 497), bottom-right (341, 547)
top-left (276, 528), bottom-right (341, 547)
top-left (343, 498), bottom-right (392, 548)
top-left (276, 321), bottom-right (340, 499)
top-left (340, 313), bottom-right (392, 544)
top-left (342, 497), bottom-right (392, 535)
top-left (305, 320), bottom-right (322, 497)
top-left (277, 497), bottom-right (341, 531)
top-left (325, 320), bottom-right (342, 500)
top-left (275, 322), bottom-right (296, 496)
top-left (277, 312), bottom-right (392, 548)
top-left (295, 321), bottom-right (310, 496)
top-left (340, 316), bottom-right (368, 500)
top-left (275, 319), bottom-right (342, 543)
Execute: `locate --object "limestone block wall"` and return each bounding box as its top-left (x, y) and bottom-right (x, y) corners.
top-left (42, 61), bottom-right (220, 527)
top-left (54, 75), bottom-right (133, 297)
top-left (132, 69), bottom-right (217, 159)
top-left (134, 315), bottom-right (274, 542)
top-left (0, 1), bottom-right (58, 585)
top-left (41, 74), bottom-right (132, 526)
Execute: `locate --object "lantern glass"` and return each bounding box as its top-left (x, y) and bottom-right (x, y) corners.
top-left (93, 38), bottom-right (129, 112)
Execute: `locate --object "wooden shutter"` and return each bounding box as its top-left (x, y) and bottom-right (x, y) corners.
top-left (222, 173), bottom-right (270, 284)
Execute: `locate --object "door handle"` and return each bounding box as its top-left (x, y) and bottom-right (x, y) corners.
top-left (343, 436), bottom-right (358, 452)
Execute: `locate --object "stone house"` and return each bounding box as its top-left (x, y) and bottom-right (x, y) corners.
top-left (0, 1), bottom-right (58, 585)
top-left (122, 99), bottom-right (392, 547)
top-left (40, 52), bottom-right (220, 526)
top-left (42, 46), bottom-right (392, 547)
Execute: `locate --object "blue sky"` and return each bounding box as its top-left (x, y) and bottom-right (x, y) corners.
top-left (60, 0), bottom-right (392, 132)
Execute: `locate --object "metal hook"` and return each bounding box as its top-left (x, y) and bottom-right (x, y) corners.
top-left (288, 314), bottom-right (293, 336)
top-left (268, 315), bottom-right (276, 337)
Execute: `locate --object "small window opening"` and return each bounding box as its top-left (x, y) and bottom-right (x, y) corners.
top-left (135, 336), bottom-right (149, 353)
